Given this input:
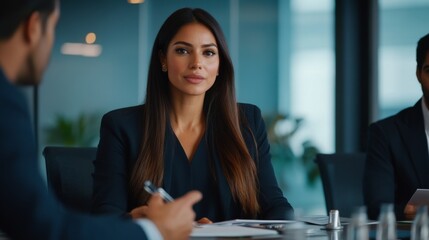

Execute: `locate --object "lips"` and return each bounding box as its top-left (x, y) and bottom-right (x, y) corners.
top-left (184, 74), bottom-right (204, 84)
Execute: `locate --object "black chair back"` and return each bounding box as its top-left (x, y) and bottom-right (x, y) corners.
top-left (43, 146), bottom-right (97, 213)
top-left (314, 152), bottom-right (366, 217)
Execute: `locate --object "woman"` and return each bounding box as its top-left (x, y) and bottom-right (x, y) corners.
top-left (92, 7), bottom-right (293, 222)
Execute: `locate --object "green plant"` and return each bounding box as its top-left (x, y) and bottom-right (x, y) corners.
top-left (44, 112), bottom-right (100, 147)
top-left (264, 113), bottom-right (320, 190)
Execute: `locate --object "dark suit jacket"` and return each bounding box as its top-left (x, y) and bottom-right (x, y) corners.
top-left (92, 103), bottom-right (294, 220)
top-left (364, 100), bottom-right (429, 220)
top-left (0, 69), bottom-right (147, 239)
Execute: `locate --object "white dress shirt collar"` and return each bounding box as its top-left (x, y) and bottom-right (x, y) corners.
top-left (420, 98), bottom-right (429, 154)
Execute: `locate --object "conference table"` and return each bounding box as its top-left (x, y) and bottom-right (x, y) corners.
top-left (190, 216), bottom-right (412, 240)
top-left (0, 217), bottom-right (412, 240)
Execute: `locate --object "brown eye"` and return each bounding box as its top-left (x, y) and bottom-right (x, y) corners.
top-left (204, 50), bottom-right (216, 57)
top-left (175, 48), bottom-right (188, 55)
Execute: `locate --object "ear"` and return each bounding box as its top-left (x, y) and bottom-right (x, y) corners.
top-left (23, 12), bottom-right (43, 47)
top-left (417, 66), bottom-right (422, 84)
top-left (158, 51), bottom-right (166, 66)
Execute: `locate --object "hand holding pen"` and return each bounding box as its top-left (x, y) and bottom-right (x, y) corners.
top-left (144, 180), bottom-right (174, 202)
top-left (129, 180), bottom-right (174, 219)
top-left (143, 181), bottom-right (212, 225)
top-left (141, 185), bottom-right (202, 240)
top-left (129, 180), bottom-right (201, 220)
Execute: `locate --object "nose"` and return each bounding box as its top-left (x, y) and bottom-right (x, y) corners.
top-left (190, 54), bottom-right (202, 70)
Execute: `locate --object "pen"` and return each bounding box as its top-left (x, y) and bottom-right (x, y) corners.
top-left (144, 180), bottom-right (174, 202)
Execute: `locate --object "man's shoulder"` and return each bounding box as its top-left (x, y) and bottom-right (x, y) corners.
top-left (0, 77), bottom-right (30, 126)
top-left (371, 102), bottom-right (420, 129)
top-left (0, 75), bottom-right (27, 112)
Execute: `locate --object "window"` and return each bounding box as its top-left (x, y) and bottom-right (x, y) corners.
top-left (378, 0), bottom-right (429, 119)
top-left (277, 0), bottom-right (334, 215)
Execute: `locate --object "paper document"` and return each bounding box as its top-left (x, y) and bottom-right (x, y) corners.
top-left (210, 219), bottom-right (294, 226)
top-left (191, 225), bottom-right (279, 237)
top-left (408, 189), bottom-right (429, 206)
top-left (296, 215), bottom-right (328, 225)
top-left (295, 215), bottom-right (378, 226)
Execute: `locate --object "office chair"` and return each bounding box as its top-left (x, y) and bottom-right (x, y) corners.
top-left (43, 146), bottom-right (97, 213)
top-left (314, 152), bottom-right (366, 217)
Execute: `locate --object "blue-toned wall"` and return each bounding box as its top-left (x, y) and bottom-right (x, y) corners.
top-left (378, 4), bottom-right (429, 119)
top-left (237, 0), bottom-right (279, 113)
top-left (40, 0), bottom-right (140, 147)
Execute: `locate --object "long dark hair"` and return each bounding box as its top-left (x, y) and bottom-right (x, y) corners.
top-left (130, 8), bottom-right (260, 217)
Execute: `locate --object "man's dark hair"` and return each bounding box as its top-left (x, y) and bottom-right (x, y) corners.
top-left (0, 0), bottom-right (56, 40)
top-left (417, 33), bottom-right (429, 70)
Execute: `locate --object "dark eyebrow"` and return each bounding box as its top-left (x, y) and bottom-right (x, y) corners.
top-left (172, 41), bottom-right (218, 48)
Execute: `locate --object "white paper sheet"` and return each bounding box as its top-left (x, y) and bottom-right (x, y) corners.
top-left (191, 225), bottom-right (279, 237)
top-left (296, 215), bottom-right (328, 225)
top-left (210, 219), bottom-right (294, 226)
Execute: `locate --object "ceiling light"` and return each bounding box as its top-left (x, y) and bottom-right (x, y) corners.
top-left (128, 0), bottom-right (144, 4)
top-left (85, 32), bottom-right (96, 44)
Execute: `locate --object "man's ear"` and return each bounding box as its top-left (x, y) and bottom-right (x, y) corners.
top-left (417, 66), bottom-right (422, 84)
top-left (23, 12), bottom-right (42, 46)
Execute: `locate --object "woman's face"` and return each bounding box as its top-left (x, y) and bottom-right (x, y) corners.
top-left (163, 23), bottom-right (220, 98)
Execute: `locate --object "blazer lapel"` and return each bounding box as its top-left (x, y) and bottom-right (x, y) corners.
top-left (398, 100), bottom-right (429, 187)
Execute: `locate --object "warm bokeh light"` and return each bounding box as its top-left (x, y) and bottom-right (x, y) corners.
top-left (85, 32), bottom-right (96, 44)
top-left (128, 0), bottom-right (144, 4)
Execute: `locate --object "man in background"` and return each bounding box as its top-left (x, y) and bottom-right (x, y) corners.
top-left (364, 33), bottom-right (429, 220)
top-left (0, 0), bottom-right (201, 239)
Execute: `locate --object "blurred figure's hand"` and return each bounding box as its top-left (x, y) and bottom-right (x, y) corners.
top-left (404, 204), bottom-right (417, 220)
top-left (196, 217), bottom-right (213, 224)
top-left (146, 191), bottom-right (202, 240)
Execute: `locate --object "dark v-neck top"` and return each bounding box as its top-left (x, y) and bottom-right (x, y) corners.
top-left (170, 132), bottom-right (223, 221)
top-left (92, 103), bottom-right (294, 221)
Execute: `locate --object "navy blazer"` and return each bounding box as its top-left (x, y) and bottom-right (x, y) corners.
top-left (364, 100), bottom-right (429, 220)
top-left (92, 103), bottom-right (293, 220)
top-left (0, 69), bottom-right (147, 240)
